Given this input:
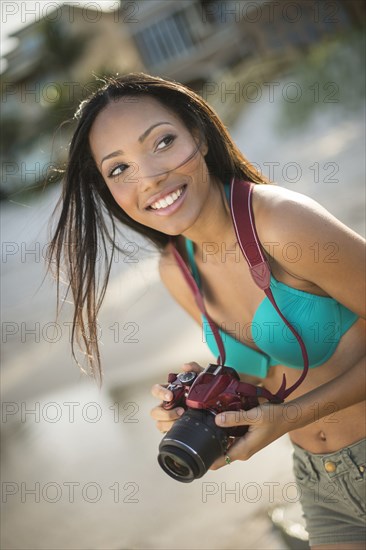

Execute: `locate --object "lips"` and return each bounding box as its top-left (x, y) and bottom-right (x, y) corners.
top-left (146, 184), bottom-right (188, 216)
top-left (144, 184), bottom-right (187, 210)
top-left (150, 186), bottom-right (185, 210)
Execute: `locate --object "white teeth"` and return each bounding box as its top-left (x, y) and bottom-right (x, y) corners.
top-left (150, 186), bottom-right (184, 210)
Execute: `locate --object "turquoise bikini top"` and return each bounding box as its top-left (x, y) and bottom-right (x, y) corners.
top-left (184, 183), bottom-right (358, 378)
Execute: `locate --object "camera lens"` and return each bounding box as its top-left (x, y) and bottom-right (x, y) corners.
top-left (157, 409), bottom-right (228, 483)
top-left (165, 456), bottom-right (190, 478)
top-left (158, 447), bottom-right (198, 482)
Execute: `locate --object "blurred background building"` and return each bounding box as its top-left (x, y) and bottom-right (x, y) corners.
top-left (1, 0), bottom-right (365, 196)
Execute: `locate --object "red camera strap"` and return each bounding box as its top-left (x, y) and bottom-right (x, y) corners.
top-left (169, 178), bottom-right (309, 402)
top-left (230, 179), bottom-right (309, 400)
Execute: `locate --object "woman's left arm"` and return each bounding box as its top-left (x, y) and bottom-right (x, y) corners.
top-left (211, 186), bottom-right (366, 468)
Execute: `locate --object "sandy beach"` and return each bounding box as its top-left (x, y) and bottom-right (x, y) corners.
top-left (1, 93), bottom-right (365, 549)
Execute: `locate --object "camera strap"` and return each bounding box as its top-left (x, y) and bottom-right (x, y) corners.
top-left (230, 178), bottom-right (309, 401)
top-left (169, 178), bottom-right (309, 403)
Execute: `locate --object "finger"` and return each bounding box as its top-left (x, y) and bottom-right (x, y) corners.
top-left (151, 383), bottom-right (173, 402)
top-left (181, 362), bottom-right (204, 373)
top-left (215, 407), bottom-right (263, 428)
top-left (150, 405), bottom-right (185, 421)
top-left (209, 436), bottom-right (251, 469)
top-left (156, 420), bottom-right (176, 433)
top-left (151, 365), bottom-right (203, 401)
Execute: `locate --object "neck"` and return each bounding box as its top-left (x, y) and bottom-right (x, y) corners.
top-left (180, 178), bottom-right (236, 262)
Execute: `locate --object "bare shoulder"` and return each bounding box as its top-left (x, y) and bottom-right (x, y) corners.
top-left (251, 184), bottom-right (310, 263)
top-left (251, 183), bottom-right (366, 318)
top-left (252, 183), bottom-right (319, 225)
top-left (251, 182), bottom-right (364, 245)
top-left (250, 183), bottom-right (319, 271)
top-left (158, 240), bottom-right (202, 326)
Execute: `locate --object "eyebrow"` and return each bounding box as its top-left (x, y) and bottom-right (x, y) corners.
top-left (100, 121), bottom-right (174, 167)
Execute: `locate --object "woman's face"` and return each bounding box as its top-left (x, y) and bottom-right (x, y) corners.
top-left (89, 95), bottom-right (211, 235)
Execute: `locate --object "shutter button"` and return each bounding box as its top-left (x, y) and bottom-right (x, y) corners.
top-left (324, 461), bottom-right (337, 473)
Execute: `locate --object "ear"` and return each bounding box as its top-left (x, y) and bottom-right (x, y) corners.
top-left (192, 128), bottom-right (208, 156)
top-left (200, 139), bottom-right (208, 157)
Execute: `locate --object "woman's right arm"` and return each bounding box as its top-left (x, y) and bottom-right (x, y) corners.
top-left (150, 248), bottom-right (204, 433)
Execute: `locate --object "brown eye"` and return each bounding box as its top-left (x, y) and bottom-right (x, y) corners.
top-left (109, 163), bottom-right (128, 178)
top-left (156, 134), bottom-right (176, 151)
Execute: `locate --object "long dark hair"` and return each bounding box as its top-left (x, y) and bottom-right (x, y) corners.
top-left (48, 72), bottom-right (270, 386)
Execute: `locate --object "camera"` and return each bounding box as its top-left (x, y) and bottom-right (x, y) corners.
top-left (157, 364), bottom-right (260, 483)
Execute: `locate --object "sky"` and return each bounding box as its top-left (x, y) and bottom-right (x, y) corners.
top-left (1, 0), bottom-right (117, 68)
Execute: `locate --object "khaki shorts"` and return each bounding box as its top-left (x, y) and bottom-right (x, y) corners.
top-left (292, 438), bottom-right (366, 547)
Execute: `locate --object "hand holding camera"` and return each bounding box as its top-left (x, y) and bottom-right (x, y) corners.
top-left (157, 363), bottom-right (262, 483)
top-left (150, 362), bottom-right (204, 435)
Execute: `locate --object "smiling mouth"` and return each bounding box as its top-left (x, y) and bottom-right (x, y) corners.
top-left (146, 184), bottom-right (187, 211)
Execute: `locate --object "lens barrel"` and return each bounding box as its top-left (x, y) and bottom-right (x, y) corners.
top-left (158, 409), bottom-right (228, 482)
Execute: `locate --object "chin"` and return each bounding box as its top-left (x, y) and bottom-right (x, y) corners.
top-left (158, 224), bottom-right (188, 237)
top-left (136, 217), bottom-right (183, 237)
top-left (150, 212), bottom-right (197, 237)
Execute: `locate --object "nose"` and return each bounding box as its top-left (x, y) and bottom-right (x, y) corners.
top-left (136, 158), bottom-right (170, 193)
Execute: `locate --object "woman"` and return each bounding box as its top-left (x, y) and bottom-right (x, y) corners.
top-left (49, 73), bottom-right (365, 549)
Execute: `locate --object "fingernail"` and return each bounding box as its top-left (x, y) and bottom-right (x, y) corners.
top-left (164, 393), bottom-right (171, 400)
top-left (176, 408), bottom-right (184, 416)
top-left (216, 413), bottom-right (225, 425)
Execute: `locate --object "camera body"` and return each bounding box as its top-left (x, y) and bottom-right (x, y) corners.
top-left (158, 364), bottom-right (260, 482)
top-left (163, 364), bottom-right (259, 437)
